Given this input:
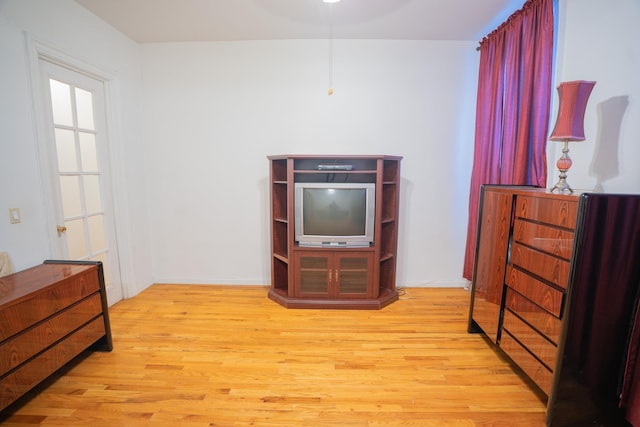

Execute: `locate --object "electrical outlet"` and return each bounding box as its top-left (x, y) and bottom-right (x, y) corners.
top-left (9, 208), bottom-right (21, 224)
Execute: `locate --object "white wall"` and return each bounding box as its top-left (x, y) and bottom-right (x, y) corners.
top-left (0, 6), bottom-right (48, 271)
top-left (550, 0), bottom-right (640, 194)
top-left (3, 0), bottom-right (637, 295)
top-left (0, 0), bottom-right (152, 296)
top-left (141, 39), bottom-right (478, 286)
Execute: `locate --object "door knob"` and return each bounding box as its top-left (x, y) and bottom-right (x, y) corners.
top-left (56, 225), bottom-right (67, 235)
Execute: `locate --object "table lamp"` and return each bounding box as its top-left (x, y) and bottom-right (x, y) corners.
top-left (549, 80), bottom-right (596, 193)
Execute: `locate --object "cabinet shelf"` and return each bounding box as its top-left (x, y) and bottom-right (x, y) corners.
top-left (273, 253), bottom-right (288, 264)
top-left (293, 172), bottom-right (377, 184)
top-left (294, 245), bottom-right (375, 252)
top-left (294, 169), bottom-right (377, 174)
top-left (380, 253), bottom-right (394, 262)
top-left (267, 154), bottom-right (402, 309)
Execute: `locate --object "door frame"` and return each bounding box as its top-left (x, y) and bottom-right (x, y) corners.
top-left (24, 34), bottom-right (135, 302)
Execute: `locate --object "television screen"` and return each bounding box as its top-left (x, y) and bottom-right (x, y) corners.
top-left (302, 188), bottom-right (366, 236)
top-left (294, 182), bottom-right (375, 247)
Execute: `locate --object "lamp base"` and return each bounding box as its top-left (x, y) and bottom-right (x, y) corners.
top-left (550, 140), bottom-right (573, 194)
top-left (551, 174), bottom-right (573, 194)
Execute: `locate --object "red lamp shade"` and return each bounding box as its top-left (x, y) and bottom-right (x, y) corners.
top-left (549, 80), bottom-right (596, 141)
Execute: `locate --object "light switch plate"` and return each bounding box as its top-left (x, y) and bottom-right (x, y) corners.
top-left (9, 208), bottom-right (21, 224)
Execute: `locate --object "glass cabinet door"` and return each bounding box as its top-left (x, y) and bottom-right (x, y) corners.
top-left (294, 251), bottom-right (373, 298)
top-left (296, 254), bottom-right (330, 296)
top-left (337, 254), bottom-right (371, 296)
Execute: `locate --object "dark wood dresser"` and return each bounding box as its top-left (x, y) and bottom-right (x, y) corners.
top-left (0, 260), bottom-right (112, 412)
top-left (468, 185), bottom-right (640, 426)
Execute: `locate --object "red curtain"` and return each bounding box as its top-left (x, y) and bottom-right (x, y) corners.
top-left (462, 0), bottom-right (554, 280)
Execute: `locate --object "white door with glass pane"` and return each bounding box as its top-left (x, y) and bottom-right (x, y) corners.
top-left (39, 59), bottom-right (123, 305)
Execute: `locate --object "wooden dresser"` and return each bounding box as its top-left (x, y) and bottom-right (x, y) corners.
top-left (468, 185), bottom-right (640, 426)
top-left (0, 260), bottom-right (112, 412)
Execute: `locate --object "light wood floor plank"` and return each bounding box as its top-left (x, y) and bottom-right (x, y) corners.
top-left (0, 285), bottom-right (546, 426)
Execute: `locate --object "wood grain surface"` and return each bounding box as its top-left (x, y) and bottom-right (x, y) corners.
top-left (0, 285), bottom-right (546, 426)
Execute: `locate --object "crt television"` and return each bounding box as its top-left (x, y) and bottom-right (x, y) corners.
top-left (294, 182), bottom-right (375, 247)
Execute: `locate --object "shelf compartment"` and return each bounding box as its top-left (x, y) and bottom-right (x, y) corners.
top-left (381, 183), bottom-right (398, 221)
top-left (272, 218), bottom-right (288, 259)
top-left (270, 158), bottom-right (288, 182)
top-left (294, 171), bottom-right (377, 184)
top-left (272, 182), bottom-right (287, 221)
top-left (294, 158), bottom-right (378, 172)
top-left (383, 160), bottom-right (399, 182)
top-left (379, 256), bottom-right (396, 294)
top-left (272, 256), bottom-right (289, 293)
top-left (379, 221), bottom-right (397, 258)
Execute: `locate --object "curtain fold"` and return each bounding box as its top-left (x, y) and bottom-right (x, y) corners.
top-left (462, 0), bottom-right (554, 280)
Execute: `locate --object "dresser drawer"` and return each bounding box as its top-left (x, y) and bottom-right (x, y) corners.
top-left (0, 270), bottom-right (100, 341)
top-left (500, 331), bottom-right (554, 395)
top-left (0, 293), bottom-right (104, 377)
top-left (0, 316), bottom-right (106, 410)
top-left (510, 243), bottom-right (571, 290)
top-left (512, 219), bottom-right (574, 260)
top-left (515, 195), bottom-right (578, 229)
top-left (504, 288), bottom-right (562, 344)
top-left (505, 266), bottom-right (564, 317)
top-left (503, 309), bottom-right (557, 370)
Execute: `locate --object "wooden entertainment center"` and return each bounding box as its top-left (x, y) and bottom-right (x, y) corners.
top-left (267, 155), bottom-right (402, 309)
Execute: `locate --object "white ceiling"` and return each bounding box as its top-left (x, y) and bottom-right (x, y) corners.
top-left (74, 0), bottom-right (524, 43)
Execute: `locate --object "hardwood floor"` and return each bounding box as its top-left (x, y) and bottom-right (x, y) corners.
top-left (0, 285), bottom-right (547, 426)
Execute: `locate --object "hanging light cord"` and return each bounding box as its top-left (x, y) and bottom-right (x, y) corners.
top-left (328, 4), bottom-right (334, 95)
